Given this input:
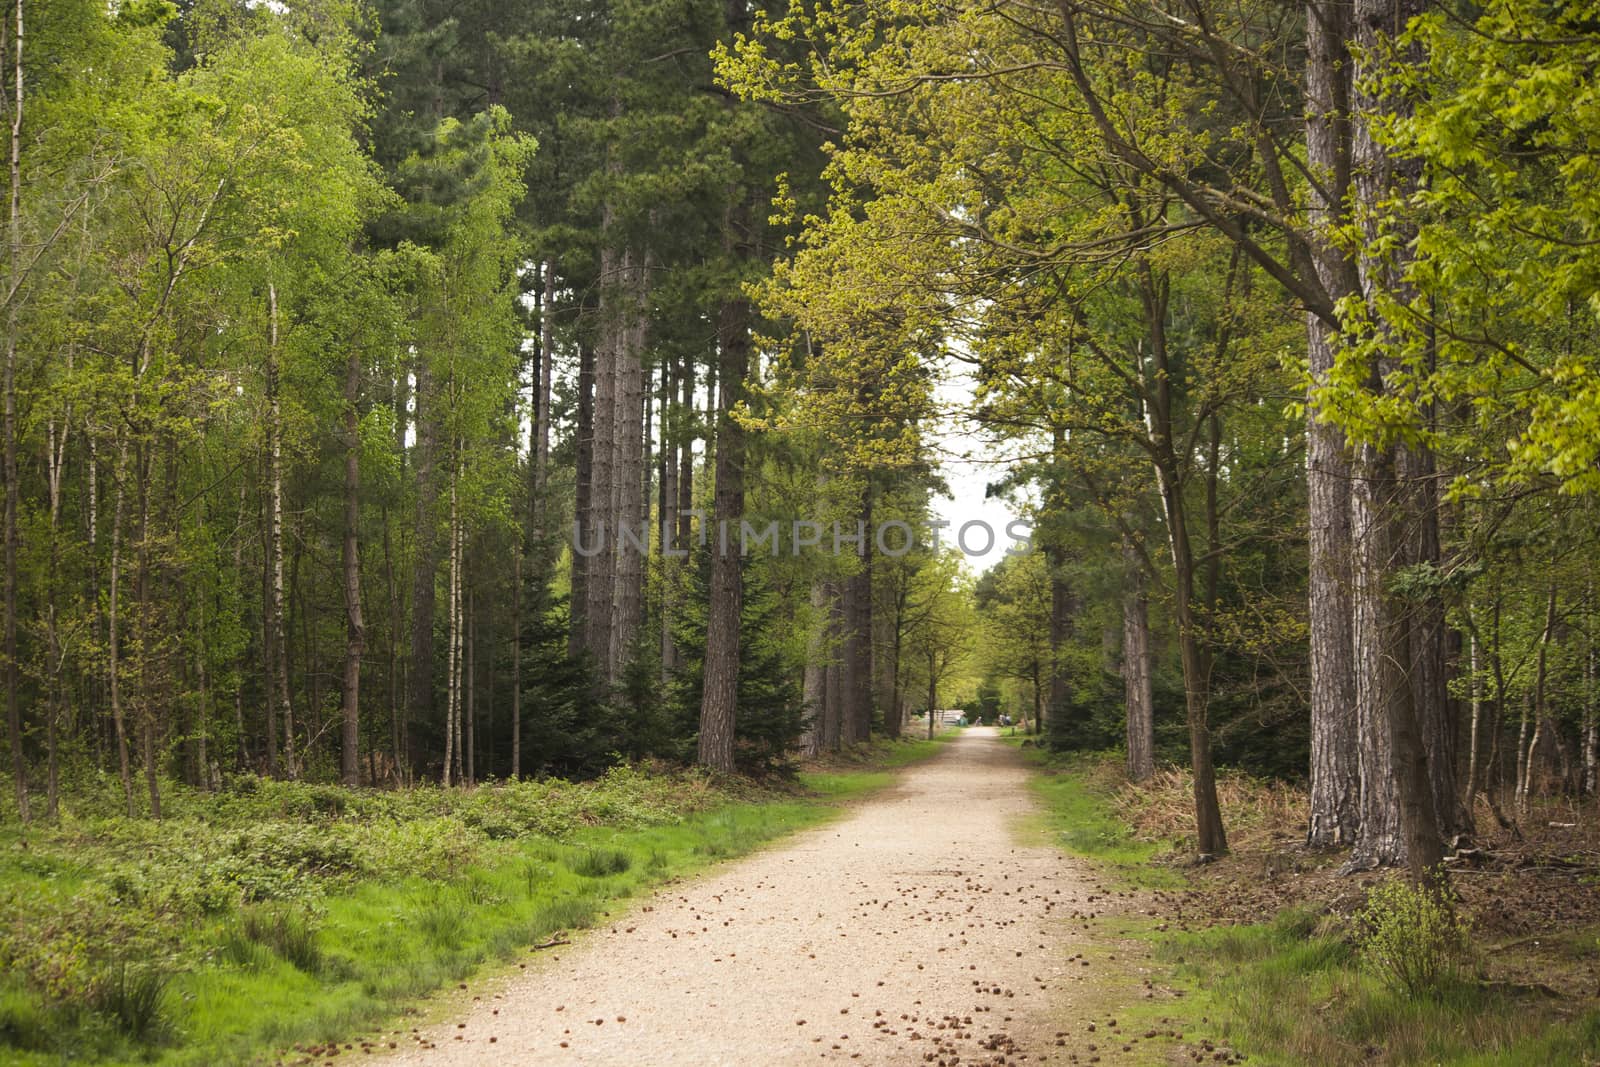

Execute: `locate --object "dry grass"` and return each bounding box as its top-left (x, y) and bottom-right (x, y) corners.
top-left (1112, 764), bottom-right (1310, 855)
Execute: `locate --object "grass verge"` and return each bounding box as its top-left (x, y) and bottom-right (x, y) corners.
top-left (0, 738), bottom-right (943, 1067)
top-left (1019, 748), bottom-right (1600, 1066)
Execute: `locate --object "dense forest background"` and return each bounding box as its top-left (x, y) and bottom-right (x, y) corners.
top-left (3, 0), bottom-right (1599, 879)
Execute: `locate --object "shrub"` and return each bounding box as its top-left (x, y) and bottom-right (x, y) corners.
top-left (1355, 877), bottom-right (1471, 997)
top-left (89, 963), bottom-right (168, 1041)
top-left (237, 905), bottom-right (323, 973)
top-left (566, 847), bottom-right (631, 878)
top-left (414, 890), bottom-right (469, 947)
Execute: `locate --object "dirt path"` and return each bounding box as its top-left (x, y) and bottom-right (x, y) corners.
top-left (382, 728), bottom-right (1098, 1065)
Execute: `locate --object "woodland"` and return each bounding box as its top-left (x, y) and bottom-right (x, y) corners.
top-left (1, 0), bottom-right (1600, 1058)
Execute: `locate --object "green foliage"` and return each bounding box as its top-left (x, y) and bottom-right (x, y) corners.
top-left (1355, 879), bottom-right (1473, 998)
top-left (669, 552), bottom-right (809, 775)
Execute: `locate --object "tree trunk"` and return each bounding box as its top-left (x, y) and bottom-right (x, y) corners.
top-left (536, 261), bottom-right (553, 490)
top-left (1303, 0), bottom-right (1362, 852)
top-left (1348, 0), bottom-right (1446, 880)
top-left (108, 434), bottom-right (135, 814)
top-left (265, 284), bottom-right (296, 779)
top-left (1464, 624), bottom-right (1482, 805)
top-left (134, 445), bottom-right (161, 819)
top-left (464, 581), bottom-right (475, 787)
top-left (340, 346), bottom-right (366, 786)
top-left (801, 580), bottom-right (827, 756)
top-left (1121, 536), bottom-right (1155, 782)
top-left (1584, 606), bottom-right (1597, 797)
top-left (583, 232), bottom-right (622, 675)
top-left (843, 490), bottom-right (873, 743)
top-left (3, 0), bottom-right (25, 821)
top-left (659, 356), bottom-right (678, 679)
top-left (409, 350), bottom-right (440, 754)
top-left (609, 252), bottom-right (649, 677)
top-left (697, 290), bottom-right (750, 774)
top-left (1143, 271), bottom-right (1227, 857)
top-left (570, 340), bottom-right (595, 656)
top-left (444, 458), bottom-right (461, 786)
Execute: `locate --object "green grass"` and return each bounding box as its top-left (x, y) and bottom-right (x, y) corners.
top-left (1147, 910), bottom-right (1600, 1066)
top-left (1018, 751), bottom-right (1600, 1066)
top-left (0, 739), bottom-right (945, 1067)
top-left (796, 732), bottom-right (953, 798)
top-left (1010, 745), bottom-right (1182, 887)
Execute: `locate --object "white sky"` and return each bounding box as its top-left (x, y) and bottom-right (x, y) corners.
top-left (927, 355), bottom-right (1029, 573)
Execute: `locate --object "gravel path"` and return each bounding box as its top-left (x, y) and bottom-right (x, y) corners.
top-left (382, 727), bottom-right (1096, 1066)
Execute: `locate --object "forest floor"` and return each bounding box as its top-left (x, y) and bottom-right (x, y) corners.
top-left (1016, 746), bottom-right (1600, 1066)
top-left (372, 726), bottom-right (1130, 1067)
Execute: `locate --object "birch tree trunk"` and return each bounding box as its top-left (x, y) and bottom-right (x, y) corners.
top-left (3, 0), bottom-right (25, 821)
top-left (443, 457), bottom-right (461, 786)
top-left (410, 352), bottom-right (440, 754)
top-left (265, 284), bottom-right (296, 778)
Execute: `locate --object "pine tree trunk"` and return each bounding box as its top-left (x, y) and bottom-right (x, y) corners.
top-left (678, 357), bottom-right (695, 553)
top-left (582, 237), bottom-right (620, 672)
top-left (801, 581), bottom-right (827, 756)
top-left (511, 552), bottom-right (521, 780)
top-left (1350, 446), bottom-right (1403, 867)
top-left (659, 356), bottom-right (678, 679)
top-left (844, 489), bottom-right (874, 743)
top-left (1349, 0), bottom-right (1446, 879)
top-left (1122, 536), bottom-right (1155, 782)
top-left (340, 347), bottom-right (365, 786)
top-left (822, 587), bottom-right (844, 753)
top-left (609, 252), bottom-right (649, 676)
top-left (1303, 0), bottom-right (1362, 851)
top-left (570, 340), bottom-right (595, 656)
top-left (697, 290), bottom-right (750, 774)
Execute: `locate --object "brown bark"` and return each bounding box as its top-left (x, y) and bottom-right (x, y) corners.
top-left (570, 340), bottom-right (594, 656)
top-left (1348, 0), bottom-right (1445, 879)
top-left (1143, 269), bottom-right (1227, 857)
top-left (1302, 0), bottom-right (1362, 848)
top-left (696, 290), bottom-right (750, 773)
top-left (1121, 536), bottom-right (1155, 782)
top-left (581, 235), bottom-right (620, 672)
top-left (843, 490), bottom-right (873, 743)
top-left (801, 581), bottom-right (828, 755)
